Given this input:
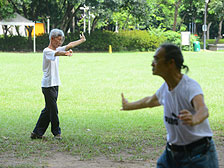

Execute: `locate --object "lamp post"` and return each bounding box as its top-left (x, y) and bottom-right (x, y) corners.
top-left (80, 5), bottom-right (89, 33)
top-left (88, 7), bottom-right (95, 35)
top-left (80, 5), bottom-right (95, 35)
top-left (46, 16), bottom-right (50, 34)
top-left (203, 0), bottom-right (209, 50)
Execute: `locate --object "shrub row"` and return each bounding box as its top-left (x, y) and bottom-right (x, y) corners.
top-left (206, 39), bottom-right (224, 44)
top-left (0, 30), bottom-right (198, 52)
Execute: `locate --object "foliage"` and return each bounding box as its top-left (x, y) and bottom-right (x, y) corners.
top-left (0, 36), bottom-right (30, 51)
top-left (118, 30), bottom-right (161, 51)
top-left (0, 0), bottom-right (14, 20)
top-left (163, 30), bottom-right (181, 46)
top-left (208, 0), bottom-right (224, 44)
top-left (207, 39), bottom-right (224, 44)
top-left (144, 0), bottom-right (175, 29)
top-left (209, 0), bottom-right (224, 19)
top-left (0, 30), bottom-right (166, 52)
top-left (36, 33), bottom-right (49, 51)
top-left (0, 30), bottom-right (201, 52)
top-left (2, 0), bottom-right (223, 41)
top-left (70, 30), bottom-right (124, 51)
top-left (162, 30), bottom-right (197, 51)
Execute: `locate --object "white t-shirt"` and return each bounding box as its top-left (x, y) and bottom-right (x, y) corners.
top-left (41, 46), bottom-right (66, 87)
top-left (156, 75), bottom-right (213, 145)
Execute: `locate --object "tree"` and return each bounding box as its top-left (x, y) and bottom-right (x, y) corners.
top-left (111, 0), bottom-right (150, 30)
top-left (7, 0), bottom-right (48, 42)
top-left (209, 0), bottom-right (224, 44)
top-left (0, 0), bottom-right (15, 38)
top-left (179, 0), bottom-right (205, 35)
top-left (173, 0), bottom-right (182, 31)
top-left (0, 0), bottom-right (14, 20)
top-left (148, 0), bottom-right (177, 30)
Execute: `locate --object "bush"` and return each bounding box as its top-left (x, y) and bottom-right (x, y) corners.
top-left (119, 30), bottom-right (154, 51)
top-left (0, 30), bottom-right (200, 52)
top-left (0, 35), bottom-right (49, 52)
top-left (163, 30), bottom-right (181, 46)
top-left (36, 33), bottom-right (49, 51)
top-left (72, 30), bottom-right (124, 52)
top-left (163, 30), bottom-right (198, 51)
top-left (0, 36), bottom-right (31, 51)
top-left (206, 39), bottom-right (224, 44)
top-left (148, 27), bottom-right (167, 50)
top-left (66, 30), bottom-right (161, 52)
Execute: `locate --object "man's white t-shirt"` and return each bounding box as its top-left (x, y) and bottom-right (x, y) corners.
top-left (41, 46), bottom-right (66, 87)
top-left (156, 74), bottom-right (213, 145)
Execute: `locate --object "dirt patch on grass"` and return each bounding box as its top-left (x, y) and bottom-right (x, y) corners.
top-left (43, 152), bottom-right (157, 168)
top-left (1, 146), bottom-right (223, 168)
top-left (0, 151), bottom-right (157, 168)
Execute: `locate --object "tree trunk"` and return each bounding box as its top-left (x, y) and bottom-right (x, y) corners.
top-left (172, 0), bottom-right (182, 31)
top-left (91, 16), bottom-right (99, 32)
top-left (15, 26), bottom-right (21, 36)
top-left (215, 16), bottom-right (223, 44)
top-left (193, 22), bottom-right (197, 34)
top-left (207, 22), bottom-right (212, 40)
top-left (123, 14), bottom-right (130, 30)
top-left (74, 16), bottom-right (81, 34)
top-left (61, 4), bottom-right (82, 33)
top-left (179, 13), bottom-right (186, 31)
top-left (2, 25), bottom-right (10, 38)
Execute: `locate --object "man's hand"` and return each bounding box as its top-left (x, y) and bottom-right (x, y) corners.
top-left (65, 49), bottom-right (73, 56)
top-left (179, 94), bottom-right (209, 126)
top-left (121, 93), bottom-right (129, 110)
top-left (80, 33), bottom-right (86, 42)
top-left (179, 109), bottom-right (197, 126)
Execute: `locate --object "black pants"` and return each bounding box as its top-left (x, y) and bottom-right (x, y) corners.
top-left (33, 86), bottom-right (61, 136)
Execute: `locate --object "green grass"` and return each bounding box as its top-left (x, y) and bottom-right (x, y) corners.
top-left (0, 51), bottom-right (224, 165)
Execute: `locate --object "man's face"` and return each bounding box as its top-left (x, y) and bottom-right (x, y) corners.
top-left (51, 36), bottom-right (64, 48)
top-left (151, 47), bottom-right (167, 76)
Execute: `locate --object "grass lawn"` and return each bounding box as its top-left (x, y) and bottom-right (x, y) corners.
top-left (0, 51), bottom-right (224, 166)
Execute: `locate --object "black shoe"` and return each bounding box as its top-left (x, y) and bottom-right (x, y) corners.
top-left (30, 132), bottom-right (45, 139)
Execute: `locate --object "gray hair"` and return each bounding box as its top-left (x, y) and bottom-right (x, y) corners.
top-left (49, 29), bottom-right (65, 41)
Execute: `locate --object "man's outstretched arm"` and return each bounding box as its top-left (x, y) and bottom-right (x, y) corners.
top-left (121, 93), bottom-right (161, 110)
top-left (65, 33), bottom-right (86, 51)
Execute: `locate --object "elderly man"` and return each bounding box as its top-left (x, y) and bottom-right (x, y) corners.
top-left (121, 44), bottom-right (219, 168)
top-left (31, 29), bottom-right (86, 140)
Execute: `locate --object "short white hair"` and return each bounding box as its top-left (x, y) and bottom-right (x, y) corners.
top-left (49, 29), bottom-right (65, 41)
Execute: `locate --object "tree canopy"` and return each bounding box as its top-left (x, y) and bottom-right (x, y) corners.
top-left (1, 0), bottom-right (223, 40)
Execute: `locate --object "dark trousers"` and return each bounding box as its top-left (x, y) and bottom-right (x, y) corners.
top-left (33, 86), bottom-right (61, 136)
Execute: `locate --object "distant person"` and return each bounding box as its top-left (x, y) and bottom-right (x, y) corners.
top-left (121, 44), bottom-right (219, 168)
top-left (31, 29), bottom-right (86, 140)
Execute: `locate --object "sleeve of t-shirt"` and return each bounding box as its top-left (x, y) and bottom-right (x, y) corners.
top-left (156, 83), bottom-right (165, 105)
top-left (187, 80), bottom-right (203, 104)
top-left (56, 46), bottom-right (66, 52)
top-left (44, 48), bottom-right (57, 61)
top-left (43, 46), bottom-right (67, 61)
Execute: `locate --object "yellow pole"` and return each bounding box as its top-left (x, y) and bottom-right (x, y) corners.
top-left (109, 45), bottom-right (112, 53)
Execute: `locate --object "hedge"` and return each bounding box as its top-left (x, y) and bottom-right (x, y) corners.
top-left (206, 39), bottom-right (224, 44)
top-left (0, 30), bottom-right (199, 52)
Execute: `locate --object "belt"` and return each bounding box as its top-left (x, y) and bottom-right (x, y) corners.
top-left (167, 137), bottom-right (211, 152)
